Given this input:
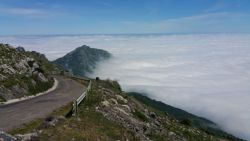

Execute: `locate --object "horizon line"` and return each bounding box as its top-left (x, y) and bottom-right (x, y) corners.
top-left (1, 32), bottom-right (250, 37)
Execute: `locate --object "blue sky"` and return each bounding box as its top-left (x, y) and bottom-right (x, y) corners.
top-left (0, 0), bottom-right (250, 35)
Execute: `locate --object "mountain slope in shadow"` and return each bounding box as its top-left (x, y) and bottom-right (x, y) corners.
top-left (53, 45), bottom-right (111, 77)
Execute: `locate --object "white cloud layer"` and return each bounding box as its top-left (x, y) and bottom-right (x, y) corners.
top-left (1, 34), bottom-right (250, 140)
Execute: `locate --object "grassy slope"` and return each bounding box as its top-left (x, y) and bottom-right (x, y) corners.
top-left (0, 95), bottom-right (6, 102)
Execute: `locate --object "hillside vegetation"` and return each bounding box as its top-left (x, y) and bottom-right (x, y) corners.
top-left (0, 44), bottom-right (59, 101)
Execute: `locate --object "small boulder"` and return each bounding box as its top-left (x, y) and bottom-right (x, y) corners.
top-left (101, 100), bottom-right (110, 107)
top-left (121, 105), bottom-right (131, 112)
top-left (16, 47), bottom-right (25, 52)
top-left (42, 116), bottom-right (59, 128)
top-left (154, 120), bottom-right (161, 127)
top-left (109, 98), bottom-right (118, 105)
top-left (114, 107), bottom-right (129, 116)
top-left (116, 95), bottom-right (128, 103)
top-left (149, 112), bottom-right (156, 118)
top-left (37, 73), bottom-right (48, 82)
top-left (32, 62), bottom-right (39, 69)
top-left (168, 131), bottom-right (176, 137)
top-left (15, 132), bottom-right (38, 141)
top-left (0, 74), bottom-right (6, 81)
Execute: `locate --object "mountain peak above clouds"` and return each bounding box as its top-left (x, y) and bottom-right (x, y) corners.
top-left (53, 45), bottom-right (111, 77)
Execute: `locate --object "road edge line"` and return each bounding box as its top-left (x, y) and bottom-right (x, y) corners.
top-left (0, 78), bottom-right (58, 105)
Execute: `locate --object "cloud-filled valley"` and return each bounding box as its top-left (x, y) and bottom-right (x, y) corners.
top-left (1, 34), bottom-right (250, 140)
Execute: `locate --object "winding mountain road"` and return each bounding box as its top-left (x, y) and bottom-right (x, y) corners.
top-left (0, 76), bottom-right (86, 131)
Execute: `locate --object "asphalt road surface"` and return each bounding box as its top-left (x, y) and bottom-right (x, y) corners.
top-left (0, 76), bottom-right (86, 131)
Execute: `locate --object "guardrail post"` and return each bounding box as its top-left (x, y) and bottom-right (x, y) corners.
top-left (75, 101), bottom-right (78, 118)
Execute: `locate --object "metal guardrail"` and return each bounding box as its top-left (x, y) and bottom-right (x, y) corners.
top-left (76, 80), bottom-right (92, 106)
top-left (72, 80), bottom-right (92, 117)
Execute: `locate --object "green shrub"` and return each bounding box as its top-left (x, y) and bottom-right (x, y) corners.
top-left (3, 78), bottom-right (18, 88)
top-left (0, 95), bottom-right (6, 102)
top-left (132, 110), bottom-right (148, 122)
top-left (28, 79), bottom-right (54, 95)
top-left (80, 89), bottom-right (102, 107)
top-left (180, 118), bottom-right (193, 126)
top-left (27, 60), bottom-right (35, 67)
top-left (9, 118), bottom-right (43, 135)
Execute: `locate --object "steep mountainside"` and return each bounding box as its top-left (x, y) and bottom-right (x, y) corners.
top-left (128, 92), bottom-right (242, 141)
top-left (0, 44), bottom-right (59, 101)
top-left (53, 45), bottom-right (111, 77)
top-left (7, 79), bottom-right (243, 141)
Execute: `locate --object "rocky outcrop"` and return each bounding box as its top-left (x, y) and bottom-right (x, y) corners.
top-left (95, 83), bottom-right (187, 141)
top-left (37, 73), bottom-right (48, 82)
top-left (0, 43), bottom-right (55, 101)
top-left (89, 80), bottom-right (237, 141)
top-left (16, 47), bottom-right (25, 52)
top-left (0, 131), bottom-right (38, 141)
top-left (0, 131), bottom-right (16, 141)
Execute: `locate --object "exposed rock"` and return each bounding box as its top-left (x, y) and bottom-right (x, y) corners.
top-left (0, 131), bottom-right (16, 141)
top-left (0, 43), bottom-right (56, 101)
top-left (11, 85), bottom-right (26, 98)
top-left (37, 73), bottom-right (48, 82)
top-left (42, 116), bottom-right (59, 128)
top-left (115, 95), bottom-right (128, 103)
top-left (0, 74), bottom-right (6, 81)
top-left (149, 112), bottom-right (156, 119)
top-left (0, 87), bottom-right (15, 100)
top-left (101, 100), bottom-right (110, 107)
top-left (121, 104), bottom-right (131, 113)
top-left (32, 71), bottom-right (38, 76)
top-left (154, 120), bottom-right (161, 127)
top-left (0, 131), bottom-right (39, 141)
top-left (114, 107), bottom-right (129, 116)
top-left (0, 64), bottom-right (16, 75)
top-left (103, 89), bottom-right (114, 96)
top-left (95, 80), bottom-right (192, 141)
top-left (32, 62), bottom-right (39, 69)
top-left (168, 132), bottom-right (189, 141)
top-left (15, 132), bottom-right (38, 141)
top-left (109, 98), bottom-right (118, 105)
top-left (16, 47), bottom-right (25, 52)
top-left (57, 116), bottom-right (66, 121)
top-left (14, 60), bottom-right (28, 74)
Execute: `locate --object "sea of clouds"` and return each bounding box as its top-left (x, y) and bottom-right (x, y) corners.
top-left (1, 34), bottom-right (250, 140)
